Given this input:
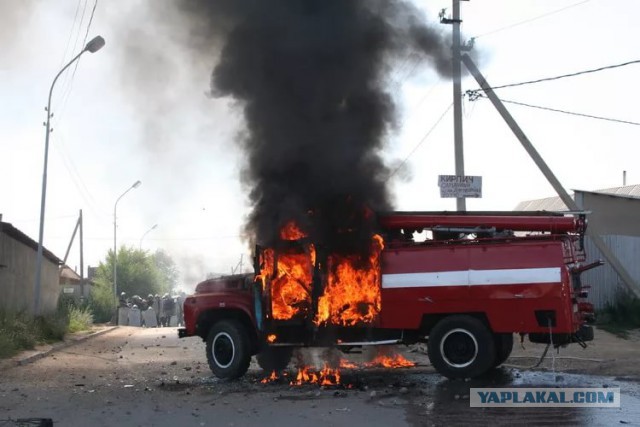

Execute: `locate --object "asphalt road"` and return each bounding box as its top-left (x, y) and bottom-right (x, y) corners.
top-left (0, 326), bottom-right (638, 426)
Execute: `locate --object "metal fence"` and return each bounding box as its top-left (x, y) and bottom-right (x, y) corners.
top-left (582, 235), bottom-right (640, 309)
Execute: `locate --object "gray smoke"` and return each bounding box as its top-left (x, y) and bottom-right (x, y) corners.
top-left (178, 1), bottom-right (453, 252)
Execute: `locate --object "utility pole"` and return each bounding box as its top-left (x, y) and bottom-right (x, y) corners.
top-left (441, 0), bottom-right (469, 211)
top-left (79, 209), bottom-right (84, 299)
top-left (462, 53), bottom-right (640, 299)
top-left (62, 209), bottom-right (85, 299)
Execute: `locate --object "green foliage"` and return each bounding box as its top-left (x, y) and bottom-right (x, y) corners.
top-left (88, 276), bottom-right (116, 323)
top-left (0, 308), bottom-right (68, 359)
top-left (0, 292), bottom-right (96, 359)
top-left (68, 306), bottom-right (94, 333)
top-left (0, 310), bottom-right (38, 356)
top-left (92, 246), bottom-right (179, 298)
top-left (597, 293), bottom-right (640, 338)
top-left (153, 249), bottom-right (179, 294)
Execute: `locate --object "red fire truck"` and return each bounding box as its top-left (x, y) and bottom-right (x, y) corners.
top-left (179, 211), bottom-right (597, 380)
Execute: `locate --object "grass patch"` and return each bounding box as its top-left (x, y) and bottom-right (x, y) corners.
top-left (596, 294), bottom-right (640, 339)
top-left (0, 294), bottom-right (94, 359)
top-left (67, 306), bottom-right (94, 333)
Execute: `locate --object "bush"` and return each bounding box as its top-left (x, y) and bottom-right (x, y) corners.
top-left (0, 310), bottom-right (39, 358)
top-left (0, 292), bottom-right (96, 359)
top-left (597, 293), bottom-right (640, 338)
top-left (0, 332), bottom-right (17, 359)
top-left (68, 306), bottom-right (94, 333)
top-left (88, 277), bottom-right (116, 323)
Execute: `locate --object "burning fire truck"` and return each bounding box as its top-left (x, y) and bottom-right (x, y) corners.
top-left (179, 211), bottom-right (598, 380)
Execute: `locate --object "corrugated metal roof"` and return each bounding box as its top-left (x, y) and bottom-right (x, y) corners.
top-left (515, 184), bottom-right (640, 211)
top-left (514, 196), bottom-right (569, 211)
top-left (589, 184), bottom-right (640, 199)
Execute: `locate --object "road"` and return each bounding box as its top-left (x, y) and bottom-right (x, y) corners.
top-left (0, 326), bottom-right (639, 426)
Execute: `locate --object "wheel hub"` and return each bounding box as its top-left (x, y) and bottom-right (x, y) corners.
top-left (440, 328), bottom-right (478, 368)
top-left (212, 332), bottom-right (235, 368)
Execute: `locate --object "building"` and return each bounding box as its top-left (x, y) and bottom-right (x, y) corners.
top-left (516, 184), bottom-right (640, 309)
top-left (60, 265), bottom-right (92, 303)
top-left (0, 216), bottom-right (63, 314)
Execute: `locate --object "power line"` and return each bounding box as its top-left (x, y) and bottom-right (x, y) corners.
top-left (57, 0), bottom-right (98, 122)
top-left (483, 96), bottom-right (640, 127)
top-left (58, 0), bottom-right (83, 69)
top-left (473, 0), bottom-right (592, 39)
top-left (466, 59), bottom-right (640, 96)
top-left (56, 0), bottom-right (88, 110)
top-left (388, 103), bottom-right (453, 181)
top-left (69, 0), bottom-right (98, 81)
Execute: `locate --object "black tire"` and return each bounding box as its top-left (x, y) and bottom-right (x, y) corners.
top-left (205, 320), bottom-right (251, 379)
top-left (427, 315), bottom-right (496, 379)
top-left (256, 347), bottom-right (293, 372)
top-left (492, 333), bottom-right (514, 368)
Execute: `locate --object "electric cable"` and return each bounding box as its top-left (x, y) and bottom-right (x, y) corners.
top-left (471, 93), bottom-right (640, 127)
top-left (472, 0), bottom-right (592, 39)
top-left (466, 58), bottom-right (640, 96)
top-left (387, 103), bottom-right (453, 181)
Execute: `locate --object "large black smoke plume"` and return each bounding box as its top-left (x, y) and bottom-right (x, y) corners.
top-left (183, 0), bottom-right (452, 251)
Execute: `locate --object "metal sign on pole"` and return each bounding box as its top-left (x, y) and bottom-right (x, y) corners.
top-left (439, 175), bottom-right (482, 198)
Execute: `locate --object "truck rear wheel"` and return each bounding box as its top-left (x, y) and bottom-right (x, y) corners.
top-left (492, 333), bottom-right (514, 368)
top-left (427, 315), bottom-right (495, 379)
top-left (206, 320), bottom-right (251, 379)
top-left (256, 347), bottom-right (293, 372)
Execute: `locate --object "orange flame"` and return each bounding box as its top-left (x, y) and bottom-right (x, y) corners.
top-left (262, 221), bottom-right (385, 326)
top-left (260, 370), bottom-right (280, 383)
top-left (267, 334), bottom-right (277, 343)
top-left (280, 221), bottom-right (307, 240)
top-left (289, 364), bottom-right (341, 386)
top-left (261, 246), bottom-right (314, 320)
top-left (315, 235), bottom-right (384, 326)
top-left (339, 358), bottom-right (358, 369)
top-left (364, 349), bottom-right (415, 368)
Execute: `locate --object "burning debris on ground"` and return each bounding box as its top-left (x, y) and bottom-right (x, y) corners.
top-left (258, 347), bottom-right (417, 388)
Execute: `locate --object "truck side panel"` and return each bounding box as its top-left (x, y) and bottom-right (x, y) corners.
top-left (379, 239), bottom-right (577, 333)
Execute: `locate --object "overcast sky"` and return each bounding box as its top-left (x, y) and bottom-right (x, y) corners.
top-left (1, 0), bottom-right (638, 291)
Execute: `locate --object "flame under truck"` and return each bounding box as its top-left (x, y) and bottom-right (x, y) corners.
top-left (179, 211), bottom-right (598, 380)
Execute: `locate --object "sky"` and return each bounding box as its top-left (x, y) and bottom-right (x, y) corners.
top-left (1, 0), bottom-right (638, 291)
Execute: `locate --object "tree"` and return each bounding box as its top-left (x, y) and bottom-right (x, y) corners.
top-left (92, 246), bottom-right (180, 299)
top-left (153, 249), bottom-right (179, 294)
top-left (88, 275), bottom-right (115, 323)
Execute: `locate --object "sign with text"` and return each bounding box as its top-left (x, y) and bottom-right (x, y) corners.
top-left (438, 175), bottom-right (482, 198)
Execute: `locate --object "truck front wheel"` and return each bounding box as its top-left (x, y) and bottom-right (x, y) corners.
top-left (206, 320), bottom-right (251, 379)
top-left (428, 315), bottom-right (495, 379)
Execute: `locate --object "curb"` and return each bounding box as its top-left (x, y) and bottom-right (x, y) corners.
top-left (14, 326), bottom-right (119, 367)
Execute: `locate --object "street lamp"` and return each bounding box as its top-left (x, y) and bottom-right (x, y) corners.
top-left (34, 35), bottom-right (106, 315)
top-left (139, 224), bottom-right (158, 250)
top-left (113, 180), bottom-right (142, 308)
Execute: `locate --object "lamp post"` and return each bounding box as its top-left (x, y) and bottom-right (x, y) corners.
top-left (34, 35), bottom-right (106, 315)
top-left (113, 180), bottom-right (142, 308)
top-left (139, 224), bottom-right (158, 250)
